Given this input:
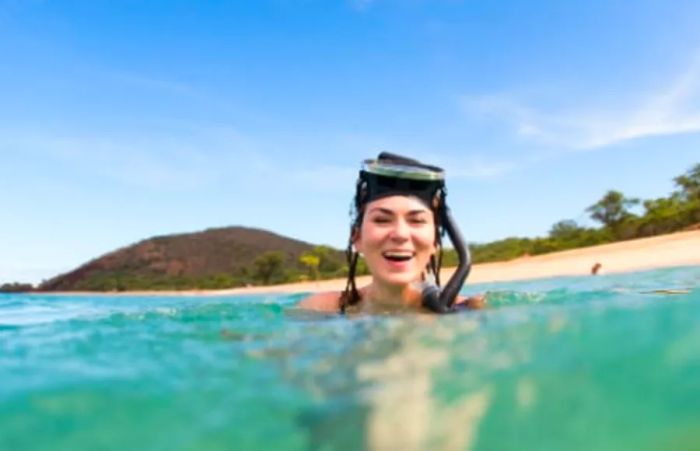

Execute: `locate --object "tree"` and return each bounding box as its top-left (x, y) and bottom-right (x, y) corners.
top-left (549, 220), bottom-right (584, 240)
top-left (253, 251), bottom-right (286, 285)
top-left (312, 245), bottom-right (344, 274)
top-left (586, 190), bottom-right (639, 228)
top-left (673, 163), bottom-right (700, 201)
top-left (638, 196), bottom-right (685, 235)
top-left (299, 252), bottom-right (321, 280)
top-left (0, 282), bottom-right (34, 293)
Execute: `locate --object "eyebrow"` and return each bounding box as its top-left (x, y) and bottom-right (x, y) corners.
top-left (368, 207), bottom-right (430, 216)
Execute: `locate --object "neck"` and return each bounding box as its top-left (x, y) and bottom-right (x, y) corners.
top-left (365, 280), bottom-right (422, 308)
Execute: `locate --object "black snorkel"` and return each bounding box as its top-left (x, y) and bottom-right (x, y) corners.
top-left (359, 152), bottom-right (472, 314)
top-left (420, 207), bottom-right (472, 313)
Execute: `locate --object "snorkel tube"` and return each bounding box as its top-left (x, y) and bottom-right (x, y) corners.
top-left (360, 152), bottom-right (472, 314)
top-left (421, 207), bottom-right (472, 313)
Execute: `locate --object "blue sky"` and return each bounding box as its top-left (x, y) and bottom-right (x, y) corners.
top-left (2, 0), bottom-right (700, 284)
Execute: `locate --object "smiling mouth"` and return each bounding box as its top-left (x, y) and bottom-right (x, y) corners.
top-left (382, 251), bottom-right (415, 262)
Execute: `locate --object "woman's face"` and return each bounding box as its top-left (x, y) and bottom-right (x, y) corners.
top-left (354, 195), bottom-right (437, 286)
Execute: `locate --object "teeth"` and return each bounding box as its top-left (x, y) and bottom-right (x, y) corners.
top-left (383, 251), bottom-right (413, 257)
top-left (383, 251), bottom-right (414, 261)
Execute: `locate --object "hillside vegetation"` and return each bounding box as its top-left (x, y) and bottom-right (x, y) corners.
top-left (37, 227), bottom-right (347, 291)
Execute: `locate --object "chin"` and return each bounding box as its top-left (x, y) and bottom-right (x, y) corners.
top-left (376, 271), bottom-right (422, 286)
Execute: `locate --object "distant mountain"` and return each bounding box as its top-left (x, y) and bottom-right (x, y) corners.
top-left (38, 226), bottom-right (345, 291)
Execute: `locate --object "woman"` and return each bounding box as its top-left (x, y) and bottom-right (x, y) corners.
top-left (299, 153), bottom-right (484, 314)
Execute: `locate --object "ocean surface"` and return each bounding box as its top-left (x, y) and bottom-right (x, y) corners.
top-left (2, 266), bottom-right (700, 451)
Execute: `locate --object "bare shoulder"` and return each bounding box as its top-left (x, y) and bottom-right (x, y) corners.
top-left (297, 291), bottom-right (342, 312)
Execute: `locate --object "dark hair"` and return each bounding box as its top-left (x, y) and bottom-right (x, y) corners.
top-left (338, 179), bottom-right (446, 313)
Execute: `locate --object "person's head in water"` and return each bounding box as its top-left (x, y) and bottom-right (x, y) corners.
top-left (298, 152), bottom-right (477, 314)
top-left (340, 153), bottom-right (448, 312)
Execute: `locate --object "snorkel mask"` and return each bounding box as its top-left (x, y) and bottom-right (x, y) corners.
top-left (358, 152), bottom-right (472, 313)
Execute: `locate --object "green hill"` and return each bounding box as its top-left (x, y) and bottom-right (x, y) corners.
top-left (38, 227), bottom-right (346, 292)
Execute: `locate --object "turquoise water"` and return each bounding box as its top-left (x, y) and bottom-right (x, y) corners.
top-left (2, 266), bottom-right (700, 451)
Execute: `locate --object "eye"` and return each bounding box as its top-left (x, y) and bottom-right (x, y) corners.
top-left (372, 216), bottom-right (392, 224)
top-left (409, 216), bottom-right (429, 224)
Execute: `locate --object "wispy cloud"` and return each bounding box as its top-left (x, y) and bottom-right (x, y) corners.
top-left (2, 122), bottom-right (515, 200)
top-left (411, 151), bottom-right (516, 181)
top-left (110, 72), bottom-right (202, 98)
top-left (449, 158), bottom-right (515, 180)
top-left (276, 154), bottom-right (513, 194)
top-left (105, 70), bottom-right (239, 114)
top-left (1, 126), bottom-right (366, 194)
top-left (322, 132), bottom-right (517, 181)
top-left (461, 55), bottom-right (700, 149)
top-left (287, 165), bottom-right (357, 192)
top-left (349, 0), bottom-right (377, 12)
top-left (0, 125), bottom-right (263, 191)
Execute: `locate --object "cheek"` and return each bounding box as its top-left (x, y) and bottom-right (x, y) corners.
top-left (416, 227), bottom-right (437, 250)
top-left (358, 223), bottom-right (384, 247)
top-left (354, 229), bottom-right (375, 255)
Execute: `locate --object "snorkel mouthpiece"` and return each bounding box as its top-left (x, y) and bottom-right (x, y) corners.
top-left (360, 152), bottom-right (472, 314)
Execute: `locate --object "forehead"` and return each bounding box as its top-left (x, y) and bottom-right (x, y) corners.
top-left (365, 195), bottom-right (431, 213)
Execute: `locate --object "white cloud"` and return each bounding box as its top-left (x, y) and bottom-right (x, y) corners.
top-left (460, 55), bottom-right (700, 149)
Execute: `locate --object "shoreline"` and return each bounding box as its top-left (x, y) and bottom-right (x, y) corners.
top-left (36, 230), bottom-right (700, 297)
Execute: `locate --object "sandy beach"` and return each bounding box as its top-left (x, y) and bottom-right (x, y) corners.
top-left (46, 230), bottom-right (699, 297)
top-left (141, 229), bottom-right (699, 297)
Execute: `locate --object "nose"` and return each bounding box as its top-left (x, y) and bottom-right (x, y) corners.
top-left (389, 218), bottom-right (410, 241)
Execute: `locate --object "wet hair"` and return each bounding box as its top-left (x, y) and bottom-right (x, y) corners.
top-left (339, 177), bottom-right (447, 313)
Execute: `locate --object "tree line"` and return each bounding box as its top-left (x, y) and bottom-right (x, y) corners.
top-left (447, 162), bottom-right (700, 264)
